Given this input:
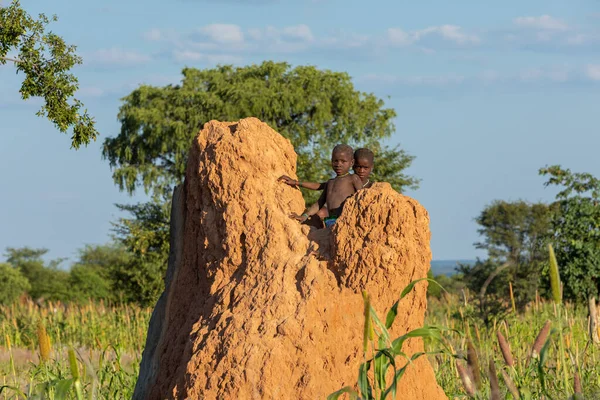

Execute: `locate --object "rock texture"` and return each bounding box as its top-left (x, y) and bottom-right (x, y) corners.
top-left (134, 117), bottom-right (446, 400)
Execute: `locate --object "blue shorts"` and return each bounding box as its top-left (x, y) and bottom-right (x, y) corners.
top-left (324, 217), bottom-right (337, 228)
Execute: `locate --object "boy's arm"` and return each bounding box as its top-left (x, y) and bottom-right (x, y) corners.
top-left (302, 181), bottom-right (326, 190)
top-left (279, 175), bottom-right (326, 190)
top-left (290, 189), bottom-right (327, 222)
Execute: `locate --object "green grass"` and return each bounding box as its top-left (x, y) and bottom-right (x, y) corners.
top-left (1, 293), bottom-right (598, 399)
top-left (426, 293), bottom-right (600, 399)
top-left (0, 300), bottom-right (148, 399)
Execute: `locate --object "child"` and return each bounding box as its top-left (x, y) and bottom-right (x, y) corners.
top-left (284, 144), bottom-right (363, 228)
top-left (352, 148), bottom-right (374, 189)
top-left (279, 147), bottom-right (375, 226)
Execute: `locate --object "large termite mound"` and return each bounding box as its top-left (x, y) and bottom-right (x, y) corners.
top-left (133, 117), bottom-right (447, 400)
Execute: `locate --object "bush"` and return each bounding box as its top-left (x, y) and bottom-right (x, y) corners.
top-left (69, 265), bottom-right (113, 302)
top-left (0, 262), bottom-right (31, 304)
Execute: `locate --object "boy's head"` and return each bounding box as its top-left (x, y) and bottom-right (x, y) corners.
top-left (353, 148), bottom-right (374, 180)
top-left (331, 144), bottom-right (354, 176)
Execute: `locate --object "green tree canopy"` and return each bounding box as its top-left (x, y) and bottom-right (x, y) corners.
top-left (0, 263), bottom-right (30, 305)
top-left (69, 265), bottom-right (112, 303)
top-left (0, 0), bottom-right (97, 148)
top-left (103, 61), bottom-right (418, 200)
top-left (69, 244), bottom-right (131, 302)
top-left (4, 247), bottom-right (70, 301)
top-left (539, 165), bottom-right (600, 302)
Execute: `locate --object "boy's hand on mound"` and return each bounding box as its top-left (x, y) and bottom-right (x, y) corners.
top-left (278, 175), bottom-right (299, 187)
top-left (289, 212), bottom-right (308, 222)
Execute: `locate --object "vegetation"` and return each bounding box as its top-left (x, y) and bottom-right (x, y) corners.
top-left (0, 300), bottom-right (146, 399)
top-left (427, 293), bottom-right (599, 399)
top-left (0, 244), bottom-right (142, 305)
top-left (428, 245), bottom-right (599, 399)
top-left (457, 201), bottom-right (552, 324)
top-left (0, 0), bottom-right (98, 148)
top-left (0, 263), bottom-right (30, 305)
top-left (540, 165), bottom-right (600, 343)
top-left (328, 279), bottom-right (455, 400)
top-left (1, 280), bottom-right (598, 399)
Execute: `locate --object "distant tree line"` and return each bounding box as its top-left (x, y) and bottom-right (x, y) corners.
top-left (429, 166), bottom-right (600, 336)
top-left (0, 243), bottom-right (161, 306)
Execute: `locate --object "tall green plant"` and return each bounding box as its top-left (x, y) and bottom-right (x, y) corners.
top-left (329, 278), bottom-right (454, 400)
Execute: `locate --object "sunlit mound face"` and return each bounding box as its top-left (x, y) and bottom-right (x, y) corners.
top-left (331, 150), bottom-right (354, 176)
top-left (353, 157), bottom-right (373, 181)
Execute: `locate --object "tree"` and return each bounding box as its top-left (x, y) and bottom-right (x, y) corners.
top-left (69, 265), bottom-right (112, 303)
top-left (110, 203), bottom-right (170, 306)
top-left (103, 61), bottom-right (418, 200)
top-left (4, 247), bottom-right (70, 301)
top-left (539, 165), bottom-right (600, 342)
top-left (460, 200), bottom-right (552, 322)
top-left (69, 243), bottom-right (131, 302)
top-left (0, 263), bottom-right (30, 304)
top-left (0, 0), bottom-right (97, 148)
top-left (102, 62), bottom-right (419, 305)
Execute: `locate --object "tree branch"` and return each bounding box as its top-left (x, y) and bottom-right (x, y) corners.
top-left (0, 56), bottom-right (23, 64)
top-left (479, 262), bottom-right (512, 302)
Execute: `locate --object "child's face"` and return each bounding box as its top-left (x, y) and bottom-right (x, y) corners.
top-left (331, 150), bottom-right (353, 176)
top-left (353, 157), bottom-right (373, 180)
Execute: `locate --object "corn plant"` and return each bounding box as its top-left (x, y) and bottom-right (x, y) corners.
top-left (328, 278), bottom-right (458, 400)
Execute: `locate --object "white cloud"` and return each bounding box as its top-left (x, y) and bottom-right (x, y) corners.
top-left (418, 25), bottom-right (481, 45)
top-left (585, 65), bottom-right (600, 81)
top-left (387, 25), bottom-right (480, 47)
top-left (514, 15), bottom-right (568, 31)
top-left (198, 24), bottom-right (245, 44)
top-left (282, 24), bottom-right (314, 42)
top-left (86, 48), bottom-right (151, 66)
top-left (243, 25), bottom-right (315, 44)
top-left (321, 32), bottom-right (370, 48)
top-left (387, 28), bottom-right (414, 46)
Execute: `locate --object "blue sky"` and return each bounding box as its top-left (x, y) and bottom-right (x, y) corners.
top-left (1, 0), bottom-right (599, 265)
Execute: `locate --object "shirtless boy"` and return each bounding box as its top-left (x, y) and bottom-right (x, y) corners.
top-left (279, 147), bottom-right (375, 225)
top-left (285, 144), bottom-right (363, 228)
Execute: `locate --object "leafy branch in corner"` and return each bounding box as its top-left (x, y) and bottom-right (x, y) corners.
top-left (0, 0), bottom-right (97, 149)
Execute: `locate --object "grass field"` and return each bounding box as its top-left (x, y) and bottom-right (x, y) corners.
top-left (1, 294), bottom-right (598, 399)
top-left (426, 293), bottom-right (600, 399)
